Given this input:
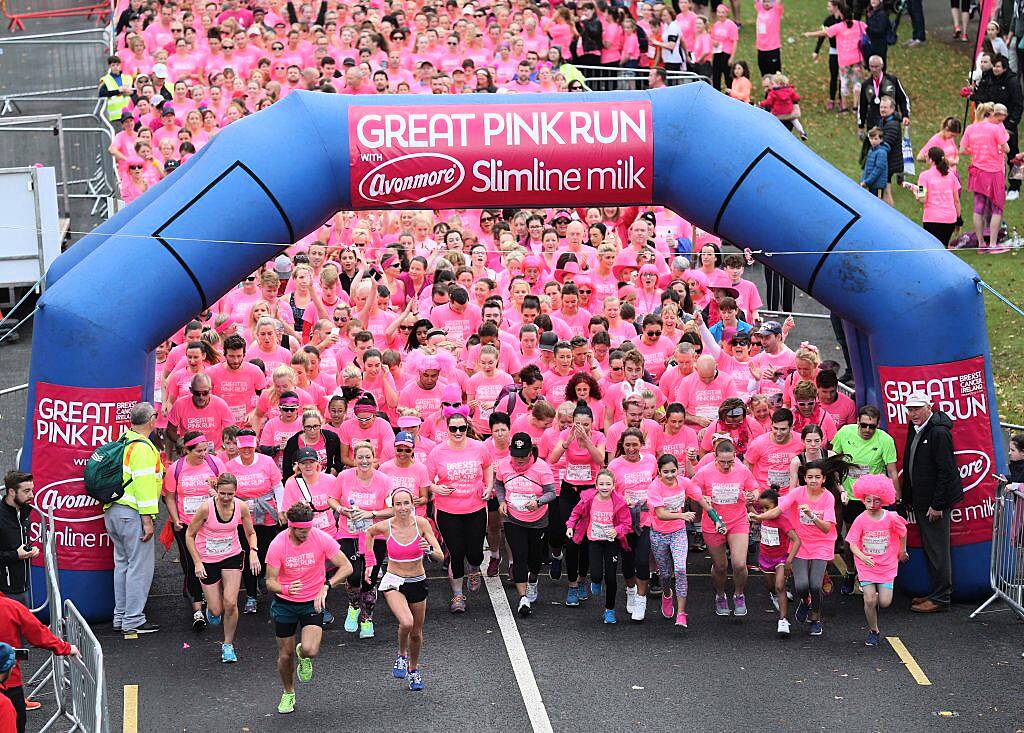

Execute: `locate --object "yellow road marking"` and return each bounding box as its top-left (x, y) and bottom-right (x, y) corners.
top-left (123, 685), bottom-right (139, 733)
top-left (886, 636), bottom-right (932, 686)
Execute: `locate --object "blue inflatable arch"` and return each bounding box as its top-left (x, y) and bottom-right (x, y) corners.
top-left (26, 85), bottom-right (1003, 619)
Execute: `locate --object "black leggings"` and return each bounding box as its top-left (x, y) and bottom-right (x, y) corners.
top-left (436, 508), bottom-right (486, 579)
top-left (339, 537), bottom-right (386, 591)
top-left (556, 484), bottom-right (590, 581)
top-left (712, 52), bottom-right (731, 91)
top-left (793, 558), bottom-right (828, 612)
top-left (173, 525), bottom-right (204, 604)
top-left (240, 523), bottom-right (279, 598)
top-left (589, 540), bottom-right (620, 610)
top-left (828, 54), bottom-right (840, 102)
top-left (504, 521), bottom-right (546, 584)
top-left (923, 221), bottom-right (956, 247)
top-left (757, 48), bottom-right (782, 76)
top-left (621, 528), bottom-right (651, 581)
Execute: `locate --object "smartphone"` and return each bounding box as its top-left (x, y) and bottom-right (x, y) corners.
top-left (330, 327), bottom-right (341, 337)
top-left (14, 649), bottom-right (28, 661)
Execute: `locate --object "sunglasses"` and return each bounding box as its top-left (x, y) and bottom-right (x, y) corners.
top-left (448, 41), bottom-right (458, 45)
top-left (244, 275), bottom-right (257, 282)
top-left (449, 424), bottom-right (469, 433)
top-left (333, 316), bottom-right (348, 322)
top-left (610, 366), bottom-right (623, 372)
top-left (645, 330), bottom-right (662, 338)
top-left (395, 446), bottom-right (414, 453)
top-left (441, 401), bottom-right (461, 407)
top-left (399, 325), bottom-right (413, 332)
top-left (796, 400), bottom-right (816, 407)
top-left (272, 45), bottom-right (284, 50)
top-left (222, 44), bottom-right (235, 49)
top-left (129, 164), bottom-right (143, 170)
top-left (858, 422), bottom-right (878, 430)
top-left (280, 406), bottom-right (298, 412)
top-left (578, 288), bottom-right (592, 294)
top-left (480, 216), bottom-right (493, 222)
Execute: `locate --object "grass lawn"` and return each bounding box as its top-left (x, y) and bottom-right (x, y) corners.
top-left (727, 0), bottom-right (1024, 422)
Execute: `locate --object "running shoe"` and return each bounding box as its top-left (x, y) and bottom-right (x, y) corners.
top-left (408, 669), bottom-right (424, 691)
top-left (733, 593), bottom-right (748, 617)
top-left (777, 618), bottom-right (791, 638)
top-left (795, 599), bottom-right (810, 624)
top-left (393, 655), bottom-right (409, 679)
top-left (467, 571), bottom-right (483, 593)
top-left (675, 612), bottom-right (688, 628)
top-left (810, 621), bottom-right (824, 636)
top-left (192, 610), bottom-right (206, 632)
top-left (486, 556), bottom-right (500, 577)
top-left (295, 644), bottom-right (313, 682)
top-left (450, 594), bottom-right (466, 613)
top-left (577, 583), bottom-right (590, 601)
top-left (123, 621), bottom-right (160, 636)
top-left (526, 580), bottom-right (539, 603)
top-left (840, 573), bottom-right (856, 596)
top-left (518, 597), bottom-right (532, 617)
top-left (277, 692), bottom-right (296, 715)
top-left (565, 586), bottom-right (580, 606)
top-left (691, 535), bottom-right (707, 552)
top-left (626, 586), bottom-right (637, 614)
top-left (24, 700), bottom-right (41, 711)
top-left (344, 606), bottom-right (360, 633)
top-left (822, 574), bottom-right (833, 595)
top-left (358, 621), bottom-right (375, 639)
top-left (243, 596), bottom-right (258, 615)
top-left (205, 609), bottom-right (222, 627)
top-left (865, 630), bottom-right (880, 647)
top-left (631, 594), bottom-right (647, 622)
top-left (221, 643), bottom-right (237, 664)
top-left (649, 574), bottom-right (662, 596)
top-left (550, 554), bottom-right (563, 580)
top-left (715, 594), bottom-right (731, 616)
top-left (603, 609), bottom-right (617, 624)
top-left (769, 592), bottom-right (780, 613)
top-left (661, 586), bottom-right (674, 619)
top-left (323, 608), bottom-right (335, 625)
top-left (590, 582), bottom-right (602, 598)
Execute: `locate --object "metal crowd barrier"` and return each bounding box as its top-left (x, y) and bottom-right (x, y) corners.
top-left (24, 511), bottom-right (62, 712)
top-left (571, 64), bottom-right (706, 91)
top-left (970, 483), bottom-right (1024, 621)
top-left (0, 28), bottom-right (112, 99)
top-left (62, 600), bottom-right (109, 733)
top-left (1, 0), bottom-right (111, 32)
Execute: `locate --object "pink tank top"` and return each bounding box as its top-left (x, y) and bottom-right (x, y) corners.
top-left (196, 498), bottom-right (242, 563)
top-left (386, 519), bottom-right (424, 563)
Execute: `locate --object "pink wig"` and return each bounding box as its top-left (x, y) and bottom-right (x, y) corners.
top-left (852, 474), bottom-right (896, 505)
top-left (404, 348), bottom-right (457, 381)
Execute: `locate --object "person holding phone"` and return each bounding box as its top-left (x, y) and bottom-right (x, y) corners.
top-left (0, 472), bottom-right (36, 610)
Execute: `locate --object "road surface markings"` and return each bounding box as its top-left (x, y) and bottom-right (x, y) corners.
top-left (484, 576), bottom-right (554, 733)
top-left (886, 636), bottom-right (932, 685)
top-left (123, 684), bottom-right (139, 733)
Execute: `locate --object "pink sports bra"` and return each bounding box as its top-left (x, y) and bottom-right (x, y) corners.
top-left (386, 519), bottom-right (424, 563)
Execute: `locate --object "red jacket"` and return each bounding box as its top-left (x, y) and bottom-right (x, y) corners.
top-left (760, 85), bottom-right (800, 116)
top-left (0, 694), bottom-right (14, 733)
top-left (0, 596), bottom-right (72, 690)
top-left (566, 489), bottom-right (633, 550)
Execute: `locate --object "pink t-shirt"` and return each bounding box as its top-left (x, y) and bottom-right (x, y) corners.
top-left (428, 303), bottom-right (481, 344)
top-left (744, 432), bottom-right (804, 492)
top-left (918, 167), bottom-right (962, 224)
top-left (557, 428), bottom-right (607, 486)
top-left (379, 460), bottom-right (430, 517)
top-left (227, 453), bottom-right (282, 525)
top-left (468, 370), bottom-right (514, 435)
top-left (606, 419), bottom-right (665, 457)
top-left (647, 477), bottom-right (701, 534)
top-left (755, 0), bottom-right (783, 51)
top-left (163, 455), bottom-right (226, 522)
top-left (820, 392), bottom-right (857, 427)
top-left (778, 485), bottom-right (837, 560)
top-left (207, 362), bottom-right (265, 424)
top-left (255, 387), bottom-right (315, 423)
top-left (425, 440), bottom-right (493, 514)
top-left (636, 338), bottom-right (675, 382)
top-left (281, 474), bottom-right (341, 534)
top-left (758, 513), bottom-right (794, 559)
top-left (692, 462), bottom-right (759, 533)
top-left (751, 347), bottom-right (797, 398)
top-left (676, 371), bottom-right (739, 421)
top-left (495, 456), bottom-right (555, 523)
top-left (265, 528), bottom-right (340, 602)
top-left (398, 382), bottom-right (443, 418)
top-left (166, 395), bottom-right (234, 449)
top-left (335, 469), bottom-right (393, 541)
top-left (845, 509), bottom-right (907, 583)
top-left (337, 418), bottom-right (396, 463)
top-left (919, 132), bottom-right (959, 163)
top-left (258, 417), bottom-right (301, 459)
top-left (249, 343), bottom-right (292, 373)
top-left (962, 120), bottom-right (1009, 173)
top-left (711, 19), bottom-right (739, 55)
top-left (607, 453), bottom-right (658, 526)
top-left (658, 425), bottom-right (700, 465)
top-left (826, 20), bottom-right (865, 67)
top-left (588, 493), bottom-right (617, 542)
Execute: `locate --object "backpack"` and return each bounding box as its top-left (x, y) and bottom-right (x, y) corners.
top-left (173, 454), bottom-right (221, 482)
top-left (83, 436), bottom-right (147, 504)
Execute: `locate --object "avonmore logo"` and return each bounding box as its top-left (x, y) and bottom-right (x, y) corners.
top-left (33, 479), bottom-right (104, 524)
top-left (357, 153), bottom-right (464, 205)
top-left (956, 449), bottom-right (990, 493)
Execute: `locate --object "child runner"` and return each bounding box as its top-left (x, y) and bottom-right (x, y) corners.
top-left (845, 474), bottom-right (908, 646)
top-left (647, 455), bottom-right (702, 628)
top-left (748, 487), bottom-right (800, 637)
top-left (266, 502), bottom-right (352, 715)
top-left (566, 469), bottom-right (632, 624)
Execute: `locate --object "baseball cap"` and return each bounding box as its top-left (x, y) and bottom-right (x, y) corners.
top-left (274, 254), bottom-right (293, 278)
top-left (539, 332), bottom-right (558, 352)
top-left (395, 431), bottom-right (415, 447)
top-left (152, 63), bottom-right (168, 77)
top-left (550, 209), bottom-right (572, 223)
top-left (0, 644), bottom-right (14, 674)
top-left (904, 392), bottom-right (931, 408)
top-left (757, 320), bottom-right (782, 336)
top-left (397, 415), bottom-right (422, 429)
top-left (509, 432), bottom-right (533, 458)
top-left (296, 447), bottom-right (318, 463)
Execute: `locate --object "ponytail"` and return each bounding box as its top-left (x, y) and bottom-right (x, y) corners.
top-left (927, 146), bottom-right (949, 176)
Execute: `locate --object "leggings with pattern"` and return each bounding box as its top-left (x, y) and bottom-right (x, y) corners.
top-left (649, 528), bottom-right (690, 598)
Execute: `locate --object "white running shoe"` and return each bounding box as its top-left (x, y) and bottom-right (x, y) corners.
top-left (777, 618), bottom-right (791, 637)
top-left (526, 580), bottom-right (539, 603)
top-left (630, 594), bottom-right (647, 622)
top-left (626, 586), bottom-right (637, 614)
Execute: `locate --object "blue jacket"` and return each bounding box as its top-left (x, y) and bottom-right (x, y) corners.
top-left (861, 142), bottom-right (889, 189)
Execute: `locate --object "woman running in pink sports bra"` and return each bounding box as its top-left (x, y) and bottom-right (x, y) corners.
top-left (365, 488), bottom-right (442, 692)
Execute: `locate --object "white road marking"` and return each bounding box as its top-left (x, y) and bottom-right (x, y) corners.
top-left (484, 576), bottom-right (554, 733)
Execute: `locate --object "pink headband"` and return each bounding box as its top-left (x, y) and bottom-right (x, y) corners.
top-left (236, 435), bottom-right (256, 448)
top-left (443, 405), bottom-right (470, 419)
top-left (279, 397), bottom-right (299, 407)
top-left (215, 318), bottom-right (234, 334)
top-left (185, 434), bottom-right (208, 448)
top-left (288, 519), bottom-right (314, 529)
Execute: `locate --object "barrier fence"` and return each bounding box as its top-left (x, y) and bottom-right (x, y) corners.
top-left (970, 483), bottom-right (1024, 621)
top-left (571, 64), bottom-right (705, 91)
top-left (1, 0), bottom-right (111, 32)
top-left (0, 28), bottom-right (112, 99)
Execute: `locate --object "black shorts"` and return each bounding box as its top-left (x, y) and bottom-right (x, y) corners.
top-left (842, 499), bottom-right (866, 528)
top-left (271, 597), bottom-right (324, 638)
top-left (487, 497), bottom-right (500, 512)
top-left (383, 578), bottom-right (429, 604)
top-left (200, 552), bottom-right (244, 586)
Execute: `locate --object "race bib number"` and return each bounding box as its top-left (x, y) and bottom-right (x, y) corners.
top-left (230, 404), bottom-right (247, 423)
top-left (566, 464), bottom-right (592, 483)
top-left (624, 489), bottom-right (646, 506)
top-left (711, 484), bottom-right (740, 505)
top-left (757, 20), bottom-right (766, 34)
top-left (591, 522), bottom-right (615, 541)
top-left (767, 469), bottom-right (790, 489)
top-left (863, 532), bottom-right (889, 556)
top-left (695, 405), bottom-right (719, 420)
top-left (347, 516), bottom-right (371, 534)
top-left (508, 493), bottom-right (533, 511)
top-left (183, 495), bottom-right (205, 516)
top-left (314, 512), bottom-right (334, 531)
top-left (246, 499), bottom-right (257, 514)
top-left (664, 494), bottom-right (686, 513)
top-left (760, 525), bottom-right (780, 547)
top-left (204, 536), bottom-right (234, 556)
top-left (848, 465), bottom-right (870, 481)
top-left (799, 509), bottom-right (823, 526)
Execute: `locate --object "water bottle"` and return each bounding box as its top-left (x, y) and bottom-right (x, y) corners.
top-left (347, 498), bottom-right (367, 534)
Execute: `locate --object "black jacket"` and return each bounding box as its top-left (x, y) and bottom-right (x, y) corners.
top-left (879, 114), bottom-right (903, 180)
top-left (574, 17), bottom-right (603, 56)
top-left (858, 72), bottom-right (911, 129)
top-left (971, 69), bottom-right (1023, 130)
top-left (901, 411), bottom-right (963, 511)
top-left (281, 429), bottom-right (343, 480)
top-left (0, 501), bottom-right (32, 596)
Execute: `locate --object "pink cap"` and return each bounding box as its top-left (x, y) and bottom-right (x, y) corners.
top-left (396, 415), bottom-right (422, 429)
